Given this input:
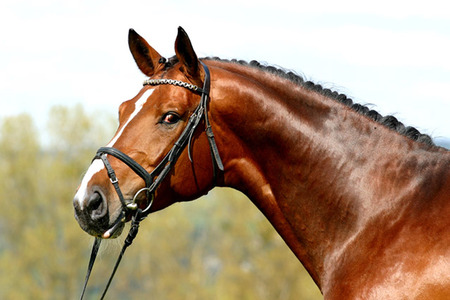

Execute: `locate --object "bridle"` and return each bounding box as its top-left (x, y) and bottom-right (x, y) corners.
top-left (79, 62), bottom-right (223, 299)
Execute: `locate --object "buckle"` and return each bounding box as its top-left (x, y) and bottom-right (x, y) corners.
top-left (110, 176), bottom-right (119, 185)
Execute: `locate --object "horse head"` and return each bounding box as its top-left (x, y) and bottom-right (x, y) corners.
top-left (73, 27), bottom-right (220, 238)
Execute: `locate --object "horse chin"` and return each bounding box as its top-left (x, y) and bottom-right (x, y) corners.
top-left (101, 210), bottom-right (126, 239)
top-left (104, 222), bottom-right (125, 239)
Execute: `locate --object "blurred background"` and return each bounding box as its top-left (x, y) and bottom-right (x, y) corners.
top-left (0, 0), bottom-right (449, 299)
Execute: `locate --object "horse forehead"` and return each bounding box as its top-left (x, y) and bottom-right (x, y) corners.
top-left (126, 83), bottom-right (191, 108)
top-left (122, 86), bottom-right (155, 110)
top-left (107, 88), bottom-right (156, 148)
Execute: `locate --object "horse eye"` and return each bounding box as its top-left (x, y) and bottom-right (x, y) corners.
top-left (162, 112), bottom-right (181, 124)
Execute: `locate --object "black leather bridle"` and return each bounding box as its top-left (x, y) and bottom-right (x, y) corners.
top-left (80, 62), bottom-right (223, 299)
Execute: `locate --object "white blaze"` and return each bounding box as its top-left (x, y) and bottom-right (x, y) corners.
top-left (107, 89), bottom-right (154, 147)
top-left (74, 88), bottom-right (154, 207)
top-left (74, 159), bottom-right (105, 208)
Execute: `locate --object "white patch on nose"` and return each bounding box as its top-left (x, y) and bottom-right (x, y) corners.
top-left (74, 159), bottom-right (105, 208)
top-left (107, 88), bottom-right (154, 147)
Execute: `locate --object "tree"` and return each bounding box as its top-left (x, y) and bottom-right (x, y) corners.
top-left (0, 105), bottom-right (322, 299)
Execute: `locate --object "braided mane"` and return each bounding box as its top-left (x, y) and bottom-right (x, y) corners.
top-left (165, 56), bottom-right (434, 146)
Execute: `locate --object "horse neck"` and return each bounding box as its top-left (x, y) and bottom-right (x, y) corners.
top-left (209, 60), bottom-right (449, 288)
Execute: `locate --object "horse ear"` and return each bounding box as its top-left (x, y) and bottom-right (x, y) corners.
top-left (128, 29), bottom-right (165, 77)
top-left (175, 27), bottom-right (202, 82)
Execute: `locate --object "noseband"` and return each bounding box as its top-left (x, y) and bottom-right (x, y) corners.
top-left (80, 62), bottom-right (223, 299)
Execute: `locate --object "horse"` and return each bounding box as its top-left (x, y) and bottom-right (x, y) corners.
top-left (73, 27), bottom-right (450, 299)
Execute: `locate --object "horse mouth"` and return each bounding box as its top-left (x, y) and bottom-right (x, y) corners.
top-left (102, 210), bottom-right (127, 239)
top-left (100, 191), bottom-right (152, 239)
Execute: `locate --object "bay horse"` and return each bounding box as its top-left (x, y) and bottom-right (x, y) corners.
top-left (73, 27), bottom-right (450, 299)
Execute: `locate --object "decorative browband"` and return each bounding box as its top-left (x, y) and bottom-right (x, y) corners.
top-left (143, 78), bottom-right (203, 93)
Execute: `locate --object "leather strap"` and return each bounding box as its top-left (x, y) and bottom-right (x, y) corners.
top-left (96, 147), bottom-right (153, 187)
top-left (200, 62), bottom-right (224, 173)
top-left (79, 237), bottom-right (101, 300)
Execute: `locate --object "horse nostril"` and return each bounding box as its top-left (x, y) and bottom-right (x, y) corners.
top-left (88, 192), bottom-right (107, 220)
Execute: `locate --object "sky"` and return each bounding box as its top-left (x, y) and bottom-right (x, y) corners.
top-left (1, 0), bottom-right (449, 144)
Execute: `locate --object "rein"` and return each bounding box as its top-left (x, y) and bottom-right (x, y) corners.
top-left (79, 62), bottom-right (223, 299)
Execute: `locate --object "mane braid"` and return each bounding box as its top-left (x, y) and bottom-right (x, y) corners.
top-left (165, 56), bottom-right (434, 146)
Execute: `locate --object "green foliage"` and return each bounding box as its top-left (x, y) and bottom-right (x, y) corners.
top-left (0, 106), bottom-right (322, 299)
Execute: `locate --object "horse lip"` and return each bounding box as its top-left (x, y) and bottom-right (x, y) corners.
top-left (100, 189), bottom-right (152, 239)
top-left (102, 211), bottom-right (126, 239)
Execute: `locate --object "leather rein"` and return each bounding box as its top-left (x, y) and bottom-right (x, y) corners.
top-left (79, 62), bottom-right (223, 299)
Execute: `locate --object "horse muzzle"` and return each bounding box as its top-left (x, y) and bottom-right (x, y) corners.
top-left (73, 188), bottom-right (125, 238)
